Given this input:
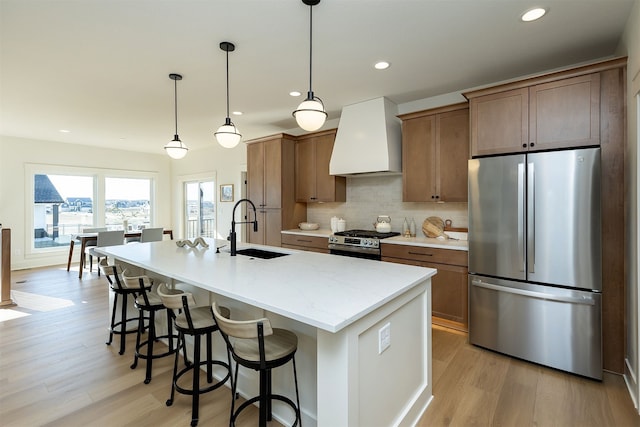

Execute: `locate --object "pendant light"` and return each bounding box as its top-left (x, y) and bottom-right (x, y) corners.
top-left (292, 0), bottom-right (327, 132)
top-left (164, 73), bottom-right (189, 159)
top-left (214, 41), bottom-right (242, 148)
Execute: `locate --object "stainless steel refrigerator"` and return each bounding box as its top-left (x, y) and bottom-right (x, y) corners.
top-left (468, 147), bottom-right (602, 380)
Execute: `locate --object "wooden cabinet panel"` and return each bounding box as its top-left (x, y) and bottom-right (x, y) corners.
top-left (281, 234), bottom-right (329, 254)
top-left (263, 139), bottom-right (282, 208)
top-left (246, 134), bottom-right (307, 247)
top-left (402, 115), bottom-right (435, 202)
top-left (382, 243), bottom-right (468, 331)
top-left (530, 74), bottom-right (600, 151)
top-left (428, 262), bottom-right (468, 326)
top-left (295, 139), bottom-right (314, 202)
top-left (249, 209), bottom-right (282, 247)
top-left (469, 73), bottom-right (601, 156)
top-left (400, 103), bottom-right (469, 202)
top-left (437, 109), bottom-right (470, 202)
top-left (470, 88), bottom-right (529, 156)
top-left (381, 243), bottom-right (467, 266)
top-left (295, 130), bottom-right (346, 203)
top-left (247, 142), bottom-right (265, 206)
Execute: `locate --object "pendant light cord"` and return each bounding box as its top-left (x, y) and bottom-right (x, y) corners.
top-left (226, 48), bottom-right (230, 120)
top-left (174, 78), bottom-right (179, 136)
top-left (308, 4), bottom-right (313, 95)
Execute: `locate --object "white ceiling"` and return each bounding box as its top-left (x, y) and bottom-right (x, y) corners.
top-left (0, 0), bottom-right (635, 156)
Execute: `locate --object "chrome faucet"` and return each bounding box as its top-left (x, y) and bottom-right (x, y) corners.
top-left (229, 198), bottom-right (258, 256)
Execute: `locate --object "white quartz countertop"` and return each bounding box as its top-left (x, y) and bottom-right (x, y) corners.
top-left (281, 228), bottom-right (332, 238)
top-left (96, 239), bottom-right (435, 333)
top-left (384, 235), bottom-right (469, 251)
top-left (282, 229), bottom-right (468, 251)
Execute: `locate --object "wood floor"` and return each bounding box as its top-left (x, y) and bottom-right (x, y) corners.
top-left (1, 266), bottom-right (639, 427)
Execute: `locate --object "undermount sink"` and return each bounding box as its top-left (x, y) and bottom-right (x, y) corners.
top-left (235, 248), bottom-right (289, 259)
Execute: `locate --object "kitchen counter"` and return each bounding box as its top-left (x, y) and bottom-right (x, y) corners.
top-left (282, 228), bottom-right (469, 251)
top-left (385, 234), bottom-right (468, 251)
top-left (96, 239), bottom-right (434, 426)
top-left (281, 228), bottom-right (332, 238)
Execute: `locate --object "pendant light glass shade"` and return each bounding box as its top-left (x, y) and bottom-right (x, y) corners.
top-left (214, 42), bottom-right (241, 148)
top-left (165, 136), bottom-right (188, 159)
top-left (293, 0), bottom-right (327, 132)
top-left (215, 118), bottom-right (242, 148)
top-left (164, 73), bottom-right (188, 159)
top-left (294, 95), bottom-right (327, 131)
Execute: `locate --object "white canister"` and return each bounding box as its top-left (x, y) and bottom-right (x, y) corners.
top-left (330, 216), bottom-right (339, 233)
top-left (337, 218), bottom-right (346, 232)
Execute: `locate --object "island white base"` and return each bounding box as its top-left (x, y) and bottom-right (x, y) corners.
top-left (317, 281), bottom-right (432, 427)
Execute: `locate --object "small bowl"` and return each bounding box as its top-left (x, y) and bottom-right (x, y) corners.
top-left (298, 222), bottom-right (319, 230)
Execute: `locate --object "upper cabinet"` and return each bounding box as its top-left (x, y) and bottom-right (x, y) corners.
top-left (295, 129), bottom-right (346, 203)
top-left (246, 134), bottom-right (307, 246)
top-left (466, 73), bottom-right (601, 157)
top-left (399, 103), bottom-right (469, 203)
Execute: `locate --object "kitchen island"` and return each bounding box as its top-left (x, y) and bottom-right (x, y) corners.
top-left (97, 239), bottom-right (435, 426)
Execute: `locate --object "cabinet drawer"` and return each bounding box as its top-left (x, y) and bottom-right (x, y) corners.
top-left (281, 234), bottom-right (328, 251)
top-left (381, 244), bottom-right (467, 266)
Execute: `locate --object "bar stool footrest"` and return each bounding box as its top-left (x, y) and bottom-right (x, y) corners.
top-left (174, 360), bottom-right (231, 396)
top-left (232, 394), bottom-right (301, 426)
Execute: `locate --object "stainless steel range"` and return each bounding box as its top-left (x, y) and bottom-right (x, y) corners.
top-left (328, 229), bottom-right (400, 260)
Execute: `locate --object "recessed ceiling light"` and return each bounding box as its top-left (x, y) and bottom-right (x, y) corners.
top-left (289, 91), bottom-right (301, 97)
top-left (374, 61), bottom-right (390, 70)
top-left (232, 111), bottom-right (243, 116)
top-left (521, 7), bottom-right (546, 22)
top-left (59, 129), bottom-right (70, 133)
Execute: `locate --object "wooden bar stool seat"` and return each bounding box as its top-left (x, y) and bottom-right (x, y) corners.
top-left (212, 302), bottom-right (301, 427)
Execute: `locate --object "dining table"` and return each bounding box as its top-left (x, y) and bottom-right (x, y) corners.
top-left (66, 229), bottom-right (173, 278)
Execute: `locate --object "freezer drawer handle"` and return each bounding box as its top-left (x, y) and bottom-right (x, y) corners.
top-left (471, 279), bottom-right (596, 306)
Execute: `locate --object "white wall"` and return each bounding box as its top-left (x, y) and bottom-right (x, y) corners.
top-left (620, 0), bottom-right (640, 412)
top-left (0, 135), bottom-right (172, 269)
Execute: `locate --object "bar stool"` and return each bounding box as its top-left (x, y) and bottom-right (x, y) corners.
top-left (122, 273), bottom-right (182, 384)
top-left (212, 303), bottom-right (301, 427)
top-left (100, 259), bottom-right (144, 355)
top-left (157, 284), bottom-right (232, 427)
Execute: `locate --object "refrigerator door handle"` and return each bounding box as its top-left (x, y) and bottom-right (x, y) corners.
top-left (471, 279), bottom-right (596, 306)
top-left (517, 163), bottom-right (525, 272)
top-left (527, 162), bottom-right (535, 273)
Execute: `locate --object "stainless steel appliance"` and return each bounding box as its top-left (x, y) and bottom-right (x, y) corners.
top-left (328, 229), bottom-right (400, 260)
top-left (468, 147), bottom-right (602, 380)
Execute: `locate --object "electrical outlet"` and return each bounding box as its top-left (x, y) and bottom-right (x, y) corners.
top-left (378, 322), bottom-right (391, 354)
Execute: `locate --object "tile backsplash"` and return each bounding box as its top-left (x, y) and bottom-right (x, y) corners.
top-left (306, 175), bottom-right (468, 232)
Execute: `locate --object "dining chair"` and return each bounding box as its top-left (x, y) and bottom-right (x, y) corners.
top-left (81, 227), bottom-right (108, 266)
top-left (140, 227), bottom-right (164, 243)
top-left (85, 230), bottom-right (124, 276)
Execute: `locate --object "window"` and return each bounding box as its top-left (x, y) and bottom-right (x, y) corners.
top-left (105, 177), bottom-right (152, 231)
top-left (27, 164), bottom-right (157, 255)
top-left (185, 180), bottom-right (216, 239)
top-left (33, 174), bottom-right (95, 249)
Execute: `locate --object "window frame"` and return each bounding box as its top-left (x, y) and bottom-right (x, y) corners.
top-left (25, 163), bottom-right (157, 257)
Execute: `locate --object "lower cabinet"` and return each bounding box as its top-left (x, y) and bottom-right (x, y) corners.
top-left (248, 209), bottom-right (282, 247)
top-left (281, 234), bottom-right (329, 254)
top-left (381, 244), bottom-right (469, 331)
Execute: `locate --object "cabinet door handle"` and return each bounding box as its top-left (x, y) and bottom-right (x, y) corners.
top-left (297, 239), bottom-right (313, 243)
top-left (530, 142), bottom-right (535, 147)
top-left (408, 251), bottom-right (432, 256)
